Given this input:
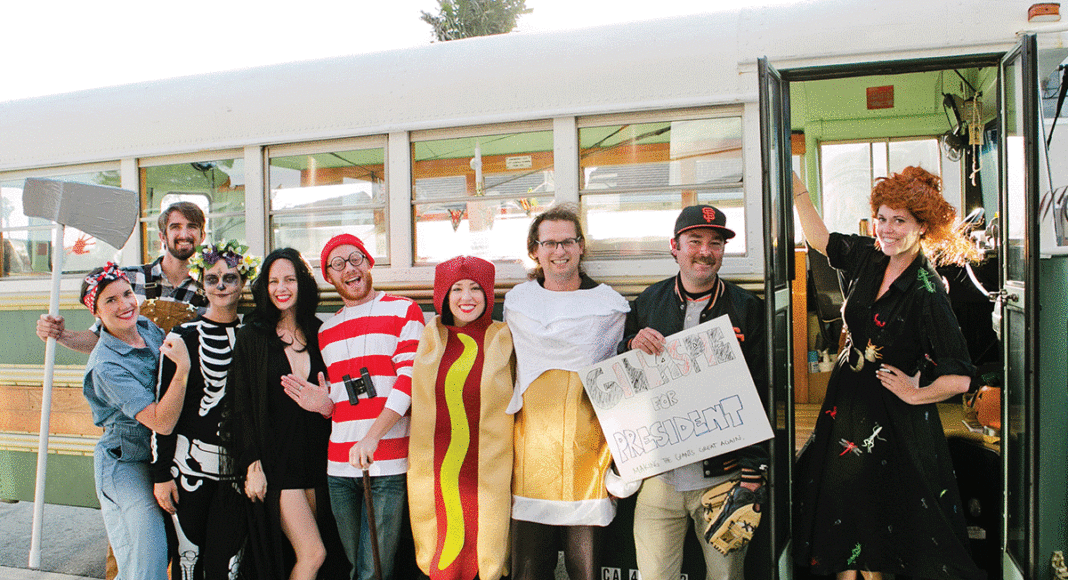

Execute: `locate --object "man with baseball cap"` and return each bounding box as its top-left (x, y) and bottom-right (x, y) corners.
top-left (289, 233), bottom-right (425, 580)
top-left (619, 205), bottom-right (768, 580)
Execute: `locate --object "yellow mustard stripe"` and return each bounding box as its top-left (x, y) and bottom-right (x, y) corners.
top-left (438, 333), bottom-right (477, 570)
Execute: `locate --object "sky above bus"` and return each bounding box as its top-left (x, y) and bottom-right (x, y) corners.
top-left (3, 0), bottom-right (787, 103)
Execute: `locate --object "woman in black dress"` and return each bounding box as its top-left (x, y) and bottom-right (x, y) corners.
top-left (227, 248), bottom-right (331, 580)
top-left (793, 167), bottom-right (983, 580)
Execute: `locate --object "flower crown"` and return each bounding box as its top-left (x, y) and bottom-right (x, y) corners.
top-left (187, 240), bottom-right (260, 281)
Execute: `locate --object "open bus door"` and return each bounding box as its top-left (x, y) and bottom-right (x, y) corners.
top-left (758, 56), bottom-right (795, 580)
top-left (997, 33), bottom-right (1040, 580)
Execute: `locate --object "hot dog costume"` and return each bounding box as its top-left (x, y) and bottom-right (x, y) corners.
top-left (408, 256), bottom-right (515, 580)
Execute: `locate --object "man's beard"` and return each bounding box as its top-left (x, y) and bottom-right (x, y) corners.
top-left (168, 239), bottom-right (196, 261)
top-left (336, 270), bottom-right (373, 304)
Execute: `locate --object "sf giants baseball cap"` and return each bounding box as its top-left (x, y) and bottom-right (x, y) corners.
top-left (673, 205), bottom-right (736, 239)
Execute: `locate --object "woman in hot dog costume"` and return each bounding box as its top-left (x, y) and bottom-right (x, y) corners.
top-left (408, 256), bottom-right (515, 580)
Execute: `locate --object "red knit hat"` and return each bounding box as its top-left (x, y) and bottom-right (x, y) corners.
top-left (320, 234), bottom-right (374, 281)
top-left (433, 256), bottom-right (495, 325)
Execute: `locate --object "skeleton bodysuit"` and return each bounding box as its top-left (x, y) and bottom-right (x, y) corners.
top-left (153, 316), bottom-right (244, 580)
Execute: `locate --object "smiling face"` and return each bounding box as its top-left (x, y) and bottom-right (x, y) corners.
top-left (533, 219), bottom-right (584, 287)
top-left (267, 258), bottom-right (299, 313)
top-left (875, 205), bottom-right (926, 260)
top-left (448, 279), bottom-right (486, 327)
top-left (95, 279), bottom-right (139, 335)
top-left (203, 260), bottom-right (244, 311)
top-left (672, 228), bottom-right (726, 293)
top-left (325, 244), bottom-right (374, 307)
top-left (159, 211), bottom-right (205, 261)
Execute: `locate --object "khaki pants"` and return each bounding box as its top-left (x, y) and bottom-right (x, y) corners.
top-left (633, 475), bottom-right (747, 580)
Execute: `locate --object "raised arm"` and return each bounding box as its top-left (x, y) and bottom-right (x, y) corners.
top-left (135, 335), bottom-right (190, 434)
top-left (793, 171), bottom-right (830, 255)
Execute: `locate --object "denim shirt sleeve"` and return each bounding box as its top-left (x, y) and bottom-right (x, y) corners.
top-left (92, 361), bottom-right (155, 421)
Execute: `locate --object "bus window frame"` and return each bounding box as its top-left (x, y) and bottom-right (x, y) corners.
top-left (267, 135), bottom-right (390, 269)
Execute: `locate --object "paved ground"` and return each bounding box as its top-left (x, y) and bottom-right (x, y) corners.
top-left (0, 501), bottom-right (105, 580)
top-left (0, 500), bottom-right (573, 580)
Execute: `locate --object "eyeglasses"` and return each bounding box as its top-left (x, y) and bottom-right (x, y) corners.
top-left (536, 237), bottom-right (583, 250)
top-left (205, 273), bottom-right (241, 287)
top-left (328, 251), bottom-right (367, 271)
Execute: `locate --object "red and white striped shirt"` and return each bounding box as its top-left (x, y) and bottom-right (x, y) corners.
top-left (319, 291), bottom-right (425, 477)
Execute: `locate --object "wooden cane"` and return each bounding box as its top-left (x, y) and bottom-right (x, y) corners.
top-left (362, 470), bottom-right (383, 580)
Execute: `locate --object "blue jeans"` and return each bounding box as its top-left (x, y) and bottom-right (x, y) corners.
top-left (328, 473), bottom-right (406, 580)
top-left (94, 445), bottom-right (167, 580)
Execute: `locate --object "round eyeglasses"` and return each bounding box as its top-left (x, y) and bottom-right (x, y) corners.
top-left (328, 251), bottom-right (367, 271)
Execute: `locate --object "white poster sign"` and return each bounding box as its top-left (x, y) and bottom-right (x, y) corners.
top-left (581, 315), bottom-right (773, 483)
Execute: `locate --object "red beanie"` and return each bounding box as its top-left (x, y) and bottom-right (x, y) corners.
top-left (320, 234), bottom-right (374, 281)
top-left (433, 256), bottom-right (495, 324)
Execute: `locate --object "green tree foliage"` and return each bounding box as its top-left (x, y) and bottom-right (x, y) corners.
top-left (421, 0), bottom-right (530, 41)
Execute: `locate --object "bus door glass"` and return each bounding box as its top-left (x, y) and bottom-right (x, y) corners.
top-left (998, 33), bottom-right (1039, 580)
top-left (759, 56), bottom-right (794, 580)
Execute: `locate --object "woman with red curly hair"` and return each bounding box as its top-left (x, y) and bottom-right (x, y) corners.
top-left (793, 167), bottom-right (983, 580)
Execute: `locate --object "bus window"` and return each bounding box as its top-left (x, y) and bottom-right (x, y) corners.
top-left (819, 138), bottom-right (961, 235)
top-left (412, 127), bottom-right (554, 265)
top-left (269, 143), bottom-right (387, 268)
top-left (0, 168), bottom-right (122, 276)
top-left (578, 114), bottom-right (744, 260)
top-left (140, 157), bottom-right (246, 259)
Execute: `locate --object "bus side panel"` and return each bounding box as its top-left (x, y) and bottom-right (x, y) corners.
top-left (0, 450), bottom-right (98, 508)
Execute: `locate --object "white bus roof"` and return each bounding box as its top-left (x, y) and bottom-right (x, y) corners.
top-left (0, 1), bottom-right (1040, 172)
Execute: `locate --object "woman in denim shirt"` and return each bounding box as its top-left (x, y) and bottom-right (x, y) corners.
top-left (81, 262), bottom-right (192, 580)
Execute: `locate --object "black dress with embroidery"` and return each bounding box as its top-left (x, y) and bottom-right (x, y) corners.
top-left (794, 233), bottom-right (983, 580)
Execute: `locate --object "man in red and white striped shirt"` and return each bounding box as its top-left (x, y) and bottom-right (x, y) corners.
top-left (318, 233), bottom-right (425, 580)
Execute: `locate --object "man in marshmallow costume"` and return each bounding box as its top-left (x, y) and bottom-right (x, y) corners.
top-left (503, 205), bottom-right (630, 580)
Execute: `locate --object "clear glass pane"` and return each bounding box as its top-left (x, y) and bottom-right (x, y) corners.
top-left (581, 191), bottom-right (745, 260)
top-left (888, 138), bottom-right (939, 175)
top-left (412, 129), bottom-right (553, 265)
top-left (269, 148), bottom-right (386, 210)
top-left (872, 141), bottom-right (888, 179)
top-left (819, 142), bottom-right (874, 235)
top-left (413, 196), bottom-right (554, 264)
top-left (141, 158), bottom-right (247, 258)
top-left (1005, 307), bottom-right (1026, 562)
top-left (271, 209), bottom-right (387, 273)
top-left (1, 170), bottom-right (123, 276)
top-left (210, 216), bottom-right (246, 246)
top-left (793, 155), bottom-right (805, 245)
top-left (580, 118), bottom-right (743, 190)
top-left (412, 131), bottom-right (554, 201)
top-left (579, 117), bottom-right (744, 259)
top-left (1005, 57), bottom-right (1027, 283)
top-left (764, 74), bottom-right (787, 288)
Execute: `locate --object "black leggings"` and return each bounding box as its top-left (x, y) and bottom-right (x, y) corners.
top-left (509, 519), bottom-right (604, 580)
top-left (165, 479), bottom-right (245, 580)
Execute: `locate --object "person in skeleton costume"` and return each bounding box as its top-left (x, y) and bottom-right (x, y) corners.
top-left (152, 241), bottom-right (260, 580)
top-left (408, 256), bottom-right (515, 580)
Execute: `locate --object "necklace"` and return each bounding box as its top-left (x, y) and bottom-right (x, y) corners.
top-left (338, 292), bottom-right (379, 404)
